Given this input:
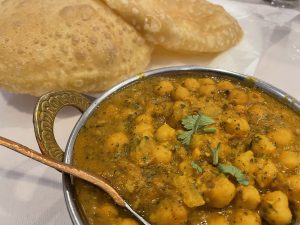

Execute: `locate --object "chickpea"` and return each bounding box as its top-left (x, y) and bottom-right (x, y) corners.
top-left (217, 80), bottom-right (234, 91)
top-left (202, 104), bottom-right (223, 117)
top-left (198, 84), bottom-right (217, 96)
top-left (145, 102), bottom-right (170, 115)
top-left (234, 185), bottom-right (261, 210)
top-left (173, 85), bottom-right (190, 101)
top-left (269, 128), bottom-right (295, 146)
top-left (207, 214), bottom-right (229, 225)
top-left (228, 89), bottom-right (248, 105)
top-left (251, 134), bottom-right (276, 155)
top-left (287, 175), bottom-right (300, 201)
top-left (130, 137), bottom-right (156, 166)
top-left (149, 199), bottom-right (187, 225)
top-left (191, 134), bottom-right (206, 149)
top-left (150, 102), bottom-right (173, 116)
top-left (234, 105), bottom-right (247, 114)
top-left (192, 147), bottom-right (201, 160)
top-left (134, 123), bottom-right (153, 137)
top-left (231, 209), bottom-right (261, 225)
top-left (105, 132), bottom-right (129, 152)
top-left (248, 104), bottom-right (267, 121)
top-left (179, 160), bottom-right (194, 176)
top-left (279, 151), bottom-right (299, 169)
top-left (260, 191), bottom-right (292, 225)
top-left (155, 80), bottom-right (174, 96)
top-left (218, 143), bottom-right (232, 159)
top-left (204, 176), bottom-right (236, 208)
top-left (224, 117), bottom-right (250, 136)
top-left (130, 147), bottom-right (154, 167)
top-left (155, 123), bottom-right (176, 142)
top-left (174, 176), bottom-right (205, 208)
top-left (171, 101), bottom-right (190, 122)
top-left (176, 146), bottom-right (188, 159)
top-left (234, 151), bottom-right (257, 174)
top-left (255, 159), bottom-right (278, 188)
top-left (119, 218), bottom-right (139, 225)
top-left (96, 203), bottom-right (119, 217)
top-left (188, 96), bottom-right (203, 110)
top-left (153, 144), bottom-right (172, 164)
top-left (183, 78), bottom-right (200, 91)
top-left (135, 114), bottom-right (152, 124)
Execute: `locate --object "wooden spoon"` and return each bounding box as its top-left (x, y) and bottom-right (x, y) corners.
top-left (0, 136), bottom-right (151, 225)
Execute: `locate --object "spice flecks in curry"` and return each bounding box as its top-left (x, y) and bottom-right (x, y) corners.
top-left (73, 76), bottom-right (300, 225)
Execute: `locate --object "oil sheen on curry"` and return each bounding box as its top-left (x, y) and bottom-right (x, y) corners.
top-left (73, 75), bottom-right (300, 225)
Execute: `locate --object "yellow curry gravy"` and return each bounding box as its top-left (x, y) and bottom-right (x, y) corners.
top-left (73, 76), bottom-right (300, 225)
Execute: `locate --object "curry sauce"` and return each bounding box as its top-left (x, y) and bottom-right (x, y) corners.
top-left (73, 76), bottom-right (300, 225)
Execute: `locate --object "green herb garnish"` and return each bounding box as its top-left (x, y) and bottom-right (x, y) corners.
top-left (210, 142), bottom-right (221, 166)
top-left (211, 143), bottom-right (249, 186)
top-left (191, 161), bottom-right (203, 174)
top-left (202, 127), bottom-right (217, 133)
top-left (177, 113), bottom-right (216, 145)
top-left (177, 130), bottom-right (194, 145)
top-left (218, 164), bottom-right (249, 186)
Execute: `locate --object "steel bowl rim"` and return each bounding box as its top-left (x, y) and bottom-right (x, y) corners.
top-left (62, 65), bottom-right (300, 225)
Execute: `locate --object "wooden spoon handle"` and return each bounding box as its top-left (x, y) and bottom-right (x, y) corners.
top-left (0, 136), bottom-right (125, 207)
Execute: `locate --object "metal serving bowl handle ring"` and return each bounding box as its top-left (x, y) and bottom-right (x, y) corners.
top-left (33, 90), bottom-right (91, 162)
top-left (33, 90), bottom-right (152, 225)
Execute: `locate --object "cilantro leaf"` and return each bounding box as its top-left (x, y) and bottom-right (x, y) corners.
top-left (177, 113), bottom-right (216, 145)
top-left (181, 115), bottom-right (199, 131)
top-left (202, 127), bottom-right (217, 133)
top-left (181, 114), bottom-right (215, 131)
top-left (218, 164), bottom-right (249, 186)
top-left (210, 143), bottom-right (221, 166)
top-left (196, 114), bottom-right (216, 127)
top-left (178, 130), bottom-right (194, 145)
top-left (208, 143), bottom-right (249, 186)
top-left (191, 161), bottom-right (203, 174)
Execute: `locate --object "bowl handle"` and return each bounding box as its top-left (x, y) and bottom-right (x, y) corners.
top-left (33, 91), bottom-right (91, 162)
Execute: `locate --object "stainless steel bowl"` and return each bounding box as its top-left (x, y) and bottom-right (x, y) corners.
top-left (33, 66), bottom-right (300, 225)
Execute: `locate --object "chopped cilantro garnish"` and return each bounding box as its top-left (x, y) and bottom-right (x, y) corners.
top-left (191, 161), bottom-right (203, 174)
top-left (211, 143), bottom-right (249, 186)
top-left (177, 113), bottom-right (216, 145)
top-left (210, 143), bottom-right (221, 166)
top-left (218, 164), bottom-right (249, 186)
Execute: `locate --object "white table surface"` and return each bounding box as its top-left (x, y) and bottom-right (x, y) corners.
top-left (0, 1), bottom-right (300, 225)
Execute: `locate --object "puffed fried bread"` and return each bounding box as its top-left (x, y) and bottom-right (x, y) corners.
top-left (103, 0), bottom-right (242, 53)
top-left (0, 0), bottom-right (152, 96)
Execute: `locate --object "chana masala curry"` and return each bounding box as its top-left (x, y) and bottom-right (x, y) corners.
top-left (73, 75), bottom-right (300, 225)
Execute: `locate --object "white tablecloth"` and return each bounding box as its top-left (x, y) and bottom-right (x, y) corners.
top-left (0, 1), bottom-right (299, 224)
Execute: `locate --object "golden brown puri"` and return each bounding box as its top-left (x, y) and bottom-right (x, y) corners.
top-left (103, 0), bottom-right (243, 53)
top-left (0, 0), bottom-right (152, 96)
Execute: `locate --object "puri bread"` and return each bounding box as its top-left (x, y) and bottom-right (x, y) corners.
top-left (103, 0), bottom-right (243, 53)
top-left (0, 0), bottom-right (152, 96)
